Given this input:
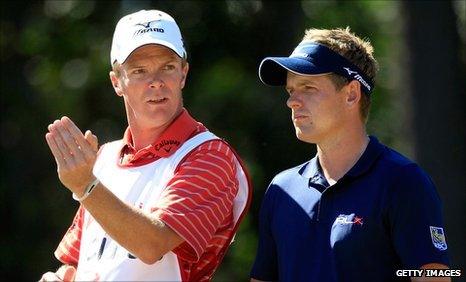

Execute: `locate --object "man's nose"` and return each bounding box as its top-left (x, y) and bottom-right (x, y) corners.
top-left (148, 73), bottom-right (164, 88)
top-left (286, 94), bottom-right (302, 109)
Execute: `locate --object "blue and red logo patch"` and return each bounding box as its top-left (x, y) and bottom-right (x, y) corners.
top-left (430, 226), bottom-right (447, 251)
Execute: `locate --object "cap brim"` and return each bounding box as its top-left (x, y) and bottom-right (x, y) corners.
top-left (116, 38), bottom-right (185, 65)
top-left (258, 57), bottom-right (332, 86)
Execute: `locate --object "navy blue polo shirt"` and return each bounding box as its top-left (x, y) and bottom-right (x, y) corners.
top-left (250, 136), bottom-right (449, 282)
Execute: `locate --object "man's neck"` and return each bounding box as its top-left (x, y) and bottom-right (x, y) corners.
top-left (125, 107), bottom-right (184, 151)
top-left (128, 122), bottom-right (170, 151)
top-left (316, 128), bottom-right (369, 185)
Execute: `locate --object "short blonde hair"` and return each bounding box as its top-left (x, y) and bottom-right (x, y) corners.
top-left (302, 27), bottom-right (378, 123)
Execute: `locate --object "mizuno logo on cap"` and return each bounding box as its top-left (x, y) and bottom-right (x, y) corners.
top-left (134, 20), bottom-right (164, 36)
top-left (135, 19), bottom-right (161, 28)
top-left (343, 67), bottom-right (358, 76)
top-left (291, 52), bottom-right (309, 58)
top-left (343, 67), bottom-right (371, 91)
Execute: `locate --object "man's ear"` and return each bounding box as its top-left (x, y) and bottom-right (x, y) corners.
top-left (180, 63), bottom-right (189, 90)
top-left (345, 80), bottom-right (361, 107)
top-left (109, 71), bottom-right (123, 97)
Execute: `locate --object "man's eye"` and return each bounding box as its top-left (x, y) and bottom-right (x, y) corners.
top-left (132, 69), bottom-right (146, 74)
top-left (163, 64), bottom-right (175, 70)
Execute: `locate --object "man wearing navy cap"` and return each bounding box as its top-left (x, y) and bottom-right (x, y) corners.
top-left (250, 28), bottom-right (450, 282)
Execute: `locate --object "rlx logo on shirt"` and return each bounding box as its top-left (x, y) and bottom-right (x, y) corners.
top-left (335, 214), bottom-right (364, 226)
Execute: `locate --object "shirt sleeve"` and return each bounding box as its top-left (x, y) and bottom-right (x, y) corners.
top-left (250, 183), bottom-right (279, 281)
top-left (152, 140), bottom-right (238, 262)
top-left (54, 206), bottom-right (84, 266)
top-left (388, 163), bottom-right (450, 268)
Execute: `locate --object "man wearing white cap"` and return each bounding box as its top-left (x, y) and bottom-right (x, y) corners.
top-left (250, 28), bottom-right (450, 281)
top-left (40, 10), bottom-right (251, 282)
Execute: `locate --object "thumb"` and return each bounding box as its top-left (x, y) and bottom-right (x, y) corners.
top-left (57, 265), bottom-right (76, 282)
top-left (62, 266), bottom-right (76, 282)
top-left (84, 130), bottom-right (98, 152)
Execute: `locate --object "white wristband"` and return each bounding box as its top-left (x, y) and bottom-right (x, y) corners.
top-left (72, 178), bottom-right (100, 202)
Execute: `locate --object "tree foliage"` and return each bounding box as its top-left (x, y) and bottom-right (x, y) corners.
top-left (1, 1), bottom-right (464, 281)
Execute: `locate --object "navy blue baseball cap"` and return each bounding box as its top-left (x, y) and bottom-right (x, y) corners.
top-left (259, 42), bottom-right (374, 94)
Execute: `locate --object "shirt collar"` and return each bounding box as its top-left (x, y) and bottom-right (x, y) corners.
top-left (300, 155), bottom-right (320, 179)
top-left (122, 108), bottom-right (206, 161)
top-left (299, 155), bottom-right (329, 187)
top-left (299, 135), bottom-right (385, 181)
top-left (345, 135), bottom-right (385, 177)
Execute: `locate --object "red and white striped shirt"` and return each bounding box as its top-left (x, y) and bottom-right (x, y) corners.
top-left (55, 109), bottom-right (251, 281)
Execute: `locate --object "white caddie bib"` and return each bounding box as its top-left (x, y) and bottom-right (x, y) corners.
top-left (75, 131), bottom-right (249, 281)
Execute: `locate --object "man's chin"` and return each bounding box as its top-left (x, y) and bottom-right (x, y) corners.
top-left (296, 131), bottom-right (317, 144)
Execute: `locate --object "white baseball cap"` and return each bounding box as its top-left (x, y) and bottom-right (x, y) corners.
top-left (110, 9), bottom-right (186, 65)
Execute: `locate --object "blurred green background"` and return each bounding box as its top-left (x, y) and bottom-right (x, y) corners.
top-left (1, 1), bottom-right (465, 281)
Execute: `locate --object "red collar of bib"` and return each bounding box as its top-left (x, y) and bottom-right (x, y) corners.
top-left (119, 108), bottom-right (207, 167)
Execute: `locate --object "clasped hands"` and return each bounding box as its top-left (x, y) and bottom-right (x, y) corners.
top-left (45, 116), bottom-right (99, 198)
